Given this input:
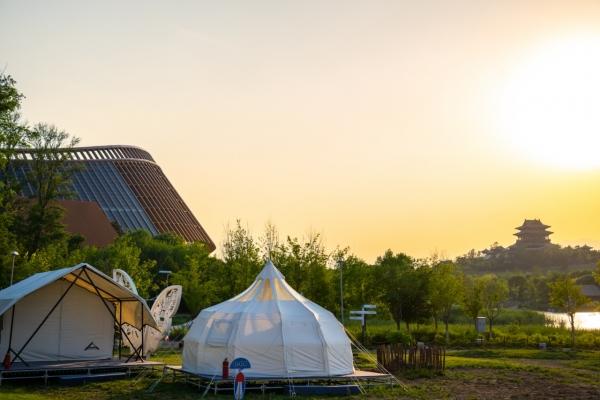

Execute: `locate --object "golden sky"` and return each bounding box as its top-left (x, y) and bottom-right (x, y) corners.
top-left (2, 1), bottom-right (600, 262)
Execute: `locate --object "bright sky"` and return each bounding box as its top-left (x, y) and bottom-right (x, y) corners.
top-left (2, 1), bottom-right (600, 262)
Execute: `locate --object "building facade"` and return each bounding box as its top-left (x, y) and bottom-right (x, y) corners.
top-left (9, 145), bottom-right (215, 251)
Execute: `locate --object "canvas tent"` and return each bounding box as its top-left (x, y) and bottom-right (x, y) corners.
top-left (0, 263), bottom-right (158, 365)
top-left (183, 261), bottom-right (354, 378)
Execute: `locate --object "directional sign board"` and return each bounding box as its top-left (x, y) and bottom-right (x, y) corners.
top-left (350, 310), bottom-right (377, 315)
top-left (363, 304), bottom-right (377, 309)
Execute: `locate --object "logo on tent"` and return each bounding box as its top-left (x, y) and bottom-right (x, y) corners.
top-left (85, 342), bottom-right (100, 351)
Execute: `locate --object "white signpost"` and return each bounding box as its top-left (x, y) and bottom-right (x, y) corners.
top-left (350, 304), bottom-right (377, 343)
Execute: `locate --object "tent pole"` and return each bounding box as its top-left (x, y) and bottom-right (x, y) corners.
top-left (12, 269), bottom-right (84, 365)
top-left (118, 300), bottom-right (122, 360)
top-left (7, 305), bottom-right (15, 351)
top-left (140, 307), bottom-right (144, 361)
top-left (80, 268), bottom-right (144, 361)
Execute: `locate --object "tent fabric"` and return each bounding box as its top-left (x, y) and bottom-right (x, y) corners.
top-left (0, 263), bottom-right (158, 363)
top-left (0, 263), bottom-right (157, 331)
top-left (183, 261), bottom-right (354, 378)
top-left (0, 280), bottom-right (115, 362)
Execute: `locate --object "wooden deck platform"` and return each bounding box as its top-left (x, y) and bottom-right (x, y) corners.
top-left (0, 359), bottom-right (163, 385)
top-left (163, 365), bottom-right (394, 396)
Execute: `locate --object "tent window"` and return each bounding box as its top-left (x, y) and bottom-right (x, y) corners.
top-left (273, 279), bottom-right (295, 300)
top-left (206, 320), bottom-right (233, 347)
top-left (258, 278), bottom-right (273, 301)
top-left (236, 281), bottom-right (260, 302)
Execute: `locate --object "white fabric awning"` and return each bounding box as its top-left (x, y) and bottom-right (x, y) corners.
top-left (0, 263), bottom-right (158, 330)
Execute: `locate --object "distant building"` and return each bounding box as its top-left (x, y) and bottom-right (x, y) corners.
top-left (580, 284), bottom-right (600, 301)
top-left (8, 145), bottom-right (215, 251)
top-left (511, 219), bottom-right (553, 250)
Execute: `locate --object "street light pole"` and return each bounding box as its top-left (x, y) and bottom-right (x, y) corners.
top-left (10, 251), bottom-right (19, 286)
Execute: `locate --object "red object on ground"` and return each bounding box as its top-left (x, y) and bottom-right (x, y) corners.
top-left (3, 352), bottom-right (12, 369)
top-left (222, 358), bottom-right (229, 379)
top-left (236, 371), bottom-right (245, 382)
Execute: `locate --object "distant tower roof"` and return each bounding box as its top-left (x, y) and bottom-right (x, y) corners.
top-left (512, 219), bottom-right (553, 250)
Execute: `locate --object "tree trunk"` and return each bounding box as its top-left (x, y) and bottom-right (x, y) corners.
top-left (405, 321), bottom-right (410, 332)
top-left (569, 313), bottom-right (576, 348)
top-left (395, 319), bottom-right (400, 331)
top-left (444, 320), bottom-right (450, 344)
top-left (489, 318), bottom-right (494, 339)
top-left (434, 316), bottom-right (438, 332)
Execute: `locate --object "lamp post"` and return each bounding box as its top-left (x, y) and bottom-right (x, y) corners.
top-left (158, 270), bottom-right (172, 286)
top-left (337, 260), bottom-right (344, 324)
top-left (10, 251), bottom-right (18, 286)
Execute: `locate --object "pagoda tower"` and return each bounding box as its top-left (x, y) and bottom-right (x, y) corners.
top-left (512, 219), bottom-right (553, 250)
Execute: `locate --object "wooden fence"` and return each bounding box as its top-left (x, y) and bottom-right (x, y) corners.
top-left (376, 344), bottom-right (445, 372)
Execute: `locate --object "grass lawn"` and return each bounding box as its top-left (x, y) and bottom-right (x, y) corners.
top-left (1, 348), bottom-right (599, 399)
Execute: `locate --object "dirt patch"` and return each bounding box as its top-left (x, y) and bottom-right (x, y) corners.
top-left (407, 368), bottom-right (600, 400)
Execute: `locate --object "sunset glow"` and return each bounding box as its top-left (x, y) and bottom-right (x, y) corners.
top-left (496, 34), bottom-right (600, 170)
top-left (3, 1), bottom-right (600, 260)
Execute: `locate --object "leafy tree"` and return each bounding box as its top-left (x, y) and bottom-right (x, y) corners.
top-left (20, 123), bottom-right (80, 257)
top-left (507, 275), bottom-right (535, 307)
top-left (429, 262), bottom-right (463, 342)
top-left (549, 276), bottom-right (589, 347)
top-left (172, 251), bottom-right (225, 315)
top-left (462, 275), bottom-right (484, 331)
top-left (594, 261), bottom-right (600, 286)
top-left (0, 74), bottom-right (28, 286)
top-left (375, 250), bottom-right (429, 331)
top-left (271, 233), bottom-right (334, 310)
top-left (222, 220), bottom-right (262, 296)
top-left (333, 251), bottom-right (376, 318)
top-left (480, 274), bottom-right (509, 337)
top-left (88, 235), bottom-right (157, 298)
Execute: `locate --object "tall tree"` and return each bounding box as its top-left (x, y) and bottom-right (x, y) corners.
top-left (462, 275), bottom-right (485, 331)
top-left (0, 74), bottom-right (29, 286)
top-left (271, 233), bottom-right (333, 310)
top-left (21, 123), bottom-right (80, 257)
top-left (480, 274), bottom-right (509, 337)
top-left (429, 262), bottom-right (463, 342)
top-left (222, 220), bottom-right (262, 296)
top-left (375, 250), bottom-right (429, 331)
top-left (549, 276), bottom-right (589, 347)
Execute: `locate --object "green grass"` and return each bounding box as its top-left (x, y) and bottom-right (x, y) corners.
top-left (2, 325), bottom-right (599, 399)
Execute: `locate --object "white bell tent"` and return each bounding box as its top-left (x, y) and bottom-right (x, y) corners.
top-left (0, 263), bottom-right (158, 365)
top-left (183, 261), bottom-right (354, 378)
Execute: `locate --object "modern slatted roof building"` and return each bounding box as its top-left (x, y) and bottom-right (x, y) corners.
top-left (8, 145), bottom-right (215, 251)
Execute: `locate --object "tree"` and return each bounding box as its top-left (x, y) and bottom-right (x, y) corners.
top-left (0, 73), bottom-right (28, 286)
top-left (429, 262), bottom-right (463, 342)
top-left (222, 220), bottom-right (262, 296)
top-left (375, 250), bottom-right (429, 331)
top-left (594, 261), bottom-right (600, 287)
top-left (270, 232), bottom-right (334, 310)
top-left (549, 276), bottom-right (589, 347)
top-left (462, 275), bottom-right (484, 331)
top-left (21, 123), bottom-right (80, 257)
top-left (172, 248), bottom-right (225, 315)
top-left (480, 274), bottom-right (509, 337)
top-left (89, 235), bottom-right (157, 298)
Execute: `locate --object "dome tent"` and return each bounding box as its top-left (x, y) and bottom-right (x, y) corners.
top-left (183, 261), bottom-right (354, 378)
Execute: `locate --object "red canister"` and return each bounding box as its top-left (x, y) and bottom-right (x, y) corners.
top-left (222, 358), bottom-right (229, 379)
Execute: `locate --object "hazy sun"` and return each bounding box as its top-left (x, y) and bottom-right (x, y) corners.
top-left (497, 34), bottom-right (600, 170)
